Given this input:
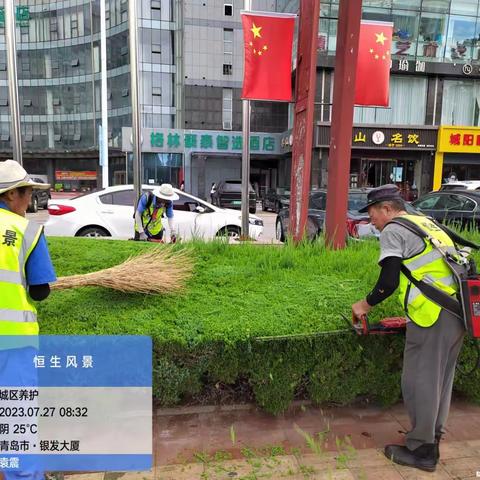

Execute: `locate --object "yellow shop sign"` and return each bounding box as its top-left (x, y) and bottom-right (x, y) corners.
top-left (438, 126), bottom-right (480, 154)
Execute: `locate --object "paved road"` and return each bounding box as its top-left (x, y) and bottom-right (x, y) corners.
top-left (26, 208), bottom-right (279, 242)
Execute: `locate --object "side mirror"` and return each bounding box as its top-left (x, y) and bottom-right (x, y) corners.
top-left (195, 205), bottom-right (206, 214)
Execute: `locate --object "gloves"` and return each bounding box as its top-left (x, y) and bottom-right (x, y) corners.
top-left (170, 234), bottom-right (177, 244)
top-left (138, 231), bottom-right (148, 241)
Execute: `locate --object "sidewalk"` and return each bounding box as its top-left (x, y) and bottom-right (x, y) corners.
top-left (67, 400), bottom-right (480, 479)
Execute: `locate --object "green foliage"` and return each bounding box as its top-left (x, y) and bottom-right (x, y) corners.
top-left (40, 237), bottom-right (480, 414)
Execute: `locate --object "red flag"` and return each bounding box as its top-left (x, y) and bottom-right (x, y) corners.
top-left (354, 20), bottom-right (393, 107)
top-left (241, 12), bottom-right (295, 102)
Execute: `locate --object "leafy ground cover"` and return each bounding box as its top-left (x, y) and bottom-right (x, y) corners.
top-left (39, 237), bottom-right (480, 414)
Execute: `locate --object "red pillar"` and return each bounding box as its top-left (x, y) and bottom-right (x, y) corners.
top-left (324, 0), bottom-right (362, 249)
top-left (289, 0), bottom-right (320, 244)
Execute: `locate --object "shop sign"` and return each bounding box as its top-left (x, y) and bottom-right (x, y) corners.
top-left (316, 125), bottom-right (437, 150)
top-left (438, 126), bottom-right (480, 154)
top-left (0, 6), bottom-right (30, 27)
top-left (55, 171), bottom-right (97, 181)
top-left (122, 128), bottom-right (281, 155)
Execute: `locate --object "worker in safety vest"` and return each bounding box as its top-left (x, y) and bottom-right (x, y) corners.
top-left (134, 184), bottom-right (178, 243)
top-left (352, 184), bottom-right (465, 473)
top-left (0, 159), bottom-right (56, 480)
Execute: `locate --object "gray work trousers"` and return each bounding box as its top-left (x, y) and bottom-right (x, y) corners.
top-left (402, 309), bottom-right (465, 450)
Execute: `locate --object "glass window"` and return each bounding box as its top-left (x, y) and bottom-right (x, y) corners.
top-left (224, 3), bottom-right (233, 16)
top-left (392, 9), bottom-right (419, 57)
top-left (99, 193), bottom-right (113, 204)
top-left (309, 193), bottom-right (326, 210)
top-left (441, 79), bottom-right (480, 126)
top-left (422, 0), bottom-right (450, 12)
top-left (354, 76), bottom-right (427, 125)
top-left (445, 15), bottom-right (476, 61)
top-left (222, 88), bottom-right (233, 129)
top-left (417, 11), bottom-right (448, 60)
top-left (414, 194), bottom-right (442, 209)
top-left (450, 0), bottom-right (478, 16)
top-left (393, 0), bottom-right (420, 9)
top-left (111, 190), bottom-right (135, 206)
top-left (363, 0), bottom-right (393, 7)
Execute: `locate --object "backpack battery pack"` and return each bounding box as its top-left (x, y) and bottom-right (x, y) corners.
top-left (460, 277), bottom-right (480, 339)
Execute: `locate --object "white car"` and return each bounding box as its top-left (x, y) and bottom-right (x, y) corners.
top-left (44, 185), bottom-right (264, 241)
top-left (440, 180), bottom-right (480, 191)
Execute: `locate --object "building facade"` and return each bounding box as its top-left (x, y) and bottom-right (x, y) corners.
top-left (278, 0), bottom-right (480, 195)
top-left (0, 0), bottom-right (287, 200)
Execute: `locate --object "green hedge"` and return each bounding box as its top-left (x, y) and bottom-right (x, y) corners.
top-left (38, 237), bottom-right (480, 415)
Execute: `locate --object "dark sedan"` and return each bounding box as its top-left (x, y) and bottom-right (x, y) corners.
top-left (262, 189), bottom-right (290, 213)
top-left (412, 190), bottom-right (480, 229)
top-left (28, 176), bottom-right (50, 213)
top-left (275, 189), bottom-right (374, 242)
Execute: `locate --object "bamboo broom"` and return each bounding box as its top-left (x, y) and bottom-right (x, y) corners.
top-left (51, 247), bottom-right (194, 294)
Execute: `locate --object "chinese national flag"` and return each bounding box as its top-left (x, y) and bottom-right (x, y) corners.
top-left (241, 12), bottom-right (296, 102)
top-left (354, 20), bottom-right (393, 107)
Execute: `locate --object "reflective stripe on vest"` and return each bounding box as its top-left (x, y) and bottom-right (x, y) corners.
top-left (0, 209), bottom-right (42, 335)
top-left (396, 214), bottom-right (458, 327)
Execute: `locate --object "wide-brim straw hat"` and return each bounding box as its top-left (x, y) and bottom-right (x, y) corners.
top-left (0, 159), bottom-right (50, 195)
top-left (152, 183), bottom-right (179, 201)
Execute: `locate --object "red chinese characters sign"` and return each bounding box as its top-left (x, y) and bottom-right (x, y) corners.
top-left (438, 126), bottom-right (480, 153)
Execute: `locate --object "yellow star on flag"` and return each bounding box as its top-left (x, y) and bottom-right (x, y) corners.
top-left (251, 23), bottom-right (262, 39)
top-left (375, 32), bottom-right (387, 45)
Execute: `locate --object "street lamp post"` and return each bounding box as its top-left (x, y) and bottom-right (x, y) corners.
top-left (129, 0), bottom-right (142, 201)
top-left (5, 0), bottom-right (22, 165)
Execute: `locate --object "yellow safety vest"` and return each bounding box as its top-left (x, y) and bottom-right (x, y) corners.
top-left (0, 208), bottom-right (43, 335)
top-left (135, 195), bottom-right (164, 236)
top-left (396, 214), bottom-right (458, 327)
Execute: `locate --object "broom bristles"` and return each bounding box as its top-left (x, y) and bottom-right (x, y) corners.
top-left (51, 247), bottom-right (194, 294)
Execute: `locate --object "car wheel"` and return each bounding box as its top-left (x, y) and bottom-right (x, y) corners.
top-left (216, 226), bottom-right (241, 239)
top-left (28, 196), bottom-right (38, 213)
top-left (76, 226), bottom-right (110, 237)
top-left (276, 218), bottom-right (285, 242)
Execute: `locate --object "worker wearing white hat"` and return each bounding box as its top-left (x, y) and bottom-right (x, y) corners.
top-left (134, 183), bottom-right (179, 242)
top-left (0, 160), bottom-right (56, 480)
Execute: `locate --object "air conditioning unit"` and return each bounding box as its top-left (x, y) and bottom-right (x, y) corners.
top-left (222, 120), bottom-right (232, 130)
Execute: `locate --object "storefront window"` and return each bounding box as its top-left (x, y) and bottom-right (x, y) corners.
top-left (450, 0), bottom-right (478, 16)
top-left (392, 9), bottom-right (419, 57)
top-left (127, 153), bottom-right (183, 187)
top-left (354, 76), bottom-right (427, 125)
top-left (445, 15), bottom-right (476, 61)
top-left (417, 11), bottom-right (448, 61)
top-left (441, 79), bottom-right (480, 126)
top-left (363, 0), bottom-right (393, 7)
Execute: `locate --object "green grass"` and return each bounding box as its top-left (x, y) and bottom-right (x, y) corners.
top-left (37, 237), bottom-right (480, 413)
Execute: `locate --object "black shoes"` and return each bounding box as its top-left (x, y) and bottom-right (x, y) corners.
top-left (384, 443), bottom-right (437, 472)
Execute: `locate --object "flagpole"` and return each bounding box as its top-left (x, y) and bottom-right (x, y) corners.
top-left (241, 0), bottom-right (252, 240)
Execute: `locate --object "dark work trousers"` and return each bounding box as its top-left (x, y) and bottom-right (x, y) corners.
top-left (402, 309), bottom-right (465, 450)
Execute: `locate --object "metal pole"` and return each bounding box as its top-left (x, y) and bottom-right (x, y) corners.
top-left (129, 0), bottom-right (142, 200)
top-left (324, 0), bottom-right (362, 249)
top-left (100, 0), bottom-right (109, 188)
top-left (5, 0), bottom-right (22, 165)
top-left (241, 0), bottom-right (252, 239)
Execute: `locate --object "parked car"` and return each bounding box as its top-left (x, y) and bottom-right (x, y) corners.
top-left (275, 189), bottom-right (376, 242)
top-left (210, 180), bottom-right (257, 214)
top-left (28, 176), bottom-right (51, 213)
top-left (262, 189), bottom-right (290, 213)
top-left (440, 180), bottom-right (480, 191)
top-left (44, 185), bottom-right (264, 240)
top-left (412, 190), bottom-right (480, 229)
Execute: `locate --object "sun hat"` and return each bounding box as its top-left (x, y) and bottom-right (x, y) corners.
top-left (152, 183), bottom-right (179, 201)
top-left (0, 160), bottom-right (50, 195)
top-left (358, 184), bottom-right (404, 213)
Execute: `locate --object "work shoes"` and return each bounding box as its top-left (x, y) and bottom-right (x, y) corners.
top-left (384, 443), bottom-right (437, 472)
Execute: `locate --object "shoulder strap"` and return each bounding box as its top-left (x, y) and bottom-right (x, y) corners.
top-left (387, 217), bottom-right (428, 240)
top-left (400, 264), bottom-right (463, 319)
